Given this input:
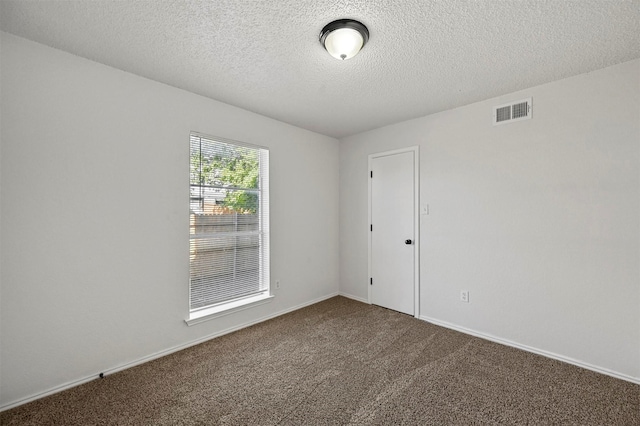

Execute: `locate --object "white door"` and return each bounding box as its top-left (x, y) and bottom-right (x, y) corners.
top-left (369, 148), bottom-right (417, 316)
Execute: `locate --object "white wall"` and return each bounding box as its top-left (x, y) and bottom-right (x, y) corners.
top-left (0, 32), bottom-right (339, 408)
top-left (340, 59), bottom-right (640, 381)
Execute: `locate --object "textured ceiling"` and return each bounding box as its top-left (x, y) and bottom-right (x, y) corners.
top-left (1, 0), bottom-right (639, 138)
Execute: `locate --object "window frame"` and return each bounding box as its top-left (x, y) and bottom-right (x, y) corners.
top-left (186, 132), bottom-right (271, 326)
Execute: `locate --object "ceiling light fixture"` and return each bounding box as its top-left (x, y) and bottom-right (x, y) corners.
top-left (319, 19), bottom-right (369, 60)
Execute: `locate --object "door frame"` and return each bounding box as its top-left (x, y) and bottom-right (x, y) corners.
top-left (368, 146), bottom-right (420, 318)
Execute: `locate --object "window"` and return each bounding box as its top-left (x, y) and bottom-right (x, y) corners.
top-left (188, 133), bottom-right (270, 322)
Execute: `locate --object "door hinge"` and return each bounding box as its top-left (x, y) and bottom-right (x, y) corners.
top-left (370, 171), bottom-right (373, 178)
top-left (370, 277), bottom-right (373, 285)
top-left (370, 224), bottom-right (373, 232)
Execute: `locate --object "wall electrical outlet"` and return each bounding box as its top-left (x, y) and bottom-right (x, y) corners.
top-left (275, 280), bottom-right (281, 289)
top-left (460, 290), bottom-right (469, 303)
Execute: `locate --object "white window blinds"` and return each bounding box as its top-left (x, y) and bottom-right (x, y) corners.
top-left (189, 133), bottom-right (269, 311)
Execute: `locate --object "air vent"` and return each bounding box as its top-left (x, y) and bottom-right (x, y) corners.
top-left (493, 98), bottom-right (532, 125)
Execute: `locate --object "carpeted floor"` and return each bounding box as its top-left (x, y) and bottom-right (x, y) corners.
top-left (2, 296), bottom-right (638, 425)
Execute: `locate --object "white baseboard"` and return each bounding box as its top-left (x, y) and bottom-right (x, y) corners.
top-left (419, 315), bottom-right (640, 385)
top-left (0, 292), bottom-right (340, 412)
top-left (338, 292), bottom-right (369, 304)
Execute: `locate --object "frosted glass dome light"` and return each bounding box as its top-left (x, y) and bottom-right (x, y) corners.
top-left (320, 19), bottom-right (369, 60)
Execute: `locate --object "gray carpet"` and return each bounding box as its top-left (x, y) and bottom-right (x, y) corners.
top-left (2, 296), bottom-right (638, 425)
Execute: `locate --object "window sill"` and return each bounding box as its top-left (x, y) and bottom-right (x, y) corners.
top-left (185, 293), bottom-right (274, 326)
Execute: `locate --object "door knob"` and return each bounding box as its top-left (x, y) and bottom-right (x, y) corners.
top-left (405, 239), bottom-right (412, 245)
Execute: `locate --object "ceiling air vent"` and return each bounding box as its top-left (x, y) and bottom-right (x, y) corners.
top-left (493, 98), bottom-right (532, 125)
